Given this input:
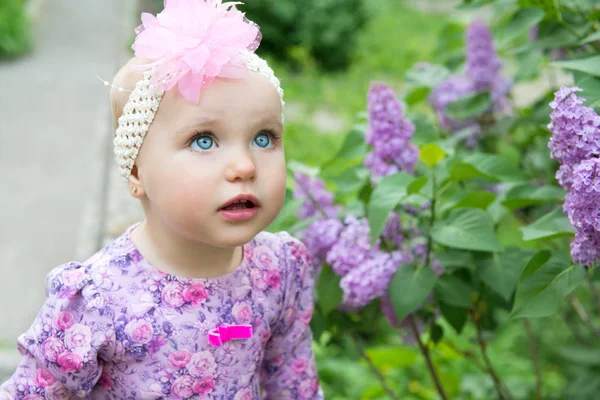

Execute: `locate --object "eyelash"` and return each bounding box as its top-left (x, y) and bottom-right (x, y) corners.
top-left (187, 130), bottom-right (282, 151)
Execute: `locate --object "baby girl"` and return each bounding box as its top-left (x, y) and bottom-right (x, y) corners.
top-left (0, 1), bottom-right (323, 398)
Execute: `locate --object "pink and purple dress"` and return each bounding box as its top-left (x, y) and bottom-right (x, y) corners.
top-left (1, 224), bottom-right (323, 399)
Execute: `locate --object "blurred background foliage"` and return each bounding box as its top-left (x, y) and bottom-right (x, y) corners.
top-left (0, 0), bottom-right (31, 59)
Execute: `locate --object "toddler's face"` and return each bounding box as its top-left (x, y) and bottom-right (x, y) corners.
top-left (134, 71), bottom-right (286, 247)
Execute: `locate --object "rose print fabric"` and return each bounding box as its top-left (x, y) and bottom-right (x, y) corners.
top-left (0, 224), bottom-right (323, 399)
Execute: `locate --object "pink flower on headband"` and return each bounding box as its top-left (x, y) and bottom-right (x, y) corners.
top-left (132, 0), bottom-right (261, 103)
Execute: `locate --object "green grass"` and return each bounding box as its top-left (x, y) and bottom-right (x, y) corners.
top-left (276, 0), bottom-right (447, 168)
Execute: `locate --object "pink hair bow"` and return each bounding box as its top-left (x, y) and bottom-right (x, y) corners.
top-left (208, 324), bottom-right (253, 346)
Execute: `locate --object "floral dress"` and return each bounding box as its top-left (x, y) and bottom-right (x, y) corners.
top-left (0, 224), bottom-right (323, 399)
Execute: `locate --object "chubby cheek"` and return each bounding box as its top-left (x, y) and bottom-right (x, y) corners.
top-left (146, 159), bottom-right (216, 223)
top-left (261, 157), bottom-right (287, 223)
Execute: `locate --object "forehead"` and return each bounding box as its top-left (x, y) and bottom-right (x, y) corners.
top-left (158, 71), bottom-right (282, 125)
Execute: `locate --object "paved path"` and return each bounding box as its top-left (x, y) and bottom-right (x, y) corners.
top-left (0, 0), bottom-right (137, 379)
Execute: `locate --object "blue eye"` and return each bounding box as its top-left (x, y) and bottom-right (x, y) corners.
top-left (254, 133), bottom-right (272, 148)
top-left (191, 135), bottom-right (215, 151)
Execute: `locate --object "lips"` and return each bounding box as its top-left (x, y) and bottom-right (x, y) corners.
top-left (219, 194), bottom-right (261, 210)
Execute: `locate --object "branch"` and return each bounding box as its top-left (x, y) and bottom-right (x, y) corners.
top-left (586, 274), bottom-right (600, 320)
top-left (570, 296), bottom-right (600, 337)
top-left (524, 319), bottom-right (542, 400)
top-left (349, 332), bottom-right (399, 400)
top-left (408, 316), bottom-right (448, 400)
top-left (472, 311), bottom-right (515, 400)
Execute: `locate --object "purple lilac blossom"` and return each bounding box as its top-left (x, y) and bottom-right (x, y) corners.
top-left (547, 87), bottom-right (600, 190)
top-left (340, 250), bottom-right (407, 309)
top-left (365, 83), bottom-right (418, 179)
top-left (293, 172), bottom-right (339, 218)
top-left (325, 215), bottom-right (376, 276)
top-left (564, 159), bottom-right (600, 232)
top-left (300, 218), bottom-right (345, 270)
top-left (429, 75), bottom-right (481, 132)
top-left (571, 227), bottom-right (600, 266)
top-left (465, 20), bottom-right (503, 91)
top-left (382, 212), bottom-right (404, 248)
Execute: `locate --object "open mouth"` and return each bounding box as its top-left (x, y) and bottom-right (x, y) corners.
top-left (220, 199), bottom-right (256, 211)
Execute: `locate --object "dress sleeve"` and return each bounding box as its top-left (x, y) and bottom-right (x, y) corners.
top-left (0, 262), bottom-right (115, 399)
top-left (260, 232), bottom-right (324, 400)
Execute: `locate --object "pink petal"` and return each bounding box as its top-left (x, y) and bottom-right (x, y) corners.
top-left (133, 27), bottom-right (177, 59)
top-left (140, 12), bottom-right (158, 29)
top-left (178, 72), bottom-right (204, 104)
top-left (181, 45), bottom-right (209, 74)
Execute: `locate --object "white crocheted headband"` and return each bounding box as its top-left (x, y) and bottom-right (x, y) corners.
top-left (113, 0), bottom-right (284, 182)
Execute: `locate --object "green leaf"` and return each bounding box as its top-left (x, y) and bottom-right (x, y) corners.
top-left (449, 153), bottom-right (526, 182)
top-left (512, 253), bottom-right (585, 318)
top-left (553, 56), bottom-right (600, 78)
top-left (389, 266), bottom-right (437, 323)
top-left (288, 159), bottom-right (320, 177)
top-left (365, 345), bottom-right (419, 368)
top-left (432, 208), bottom-right (502, 252)
top-left (445, 92), bottom-right (491, 120)
top-left (434, 275), bottom-right (474, 308)
top-left (502, 185), bottom-right (565, 210)
top-left (266, 196), bottom-right (303, 232)
top-left (438, 190), bottom-right (496, 214)
top-left (556, 346), bottom-right (600, 367)
top-left (367, 172), bottom-right (415, 245)
top-left (405, 63), bottom-right (450, 88)
top-left (419, 143), bottom-right (446, 168)
top-left (430, 323), bottom-right (444, 345)
top-left (317, 264), bottom-right (343, 315)
top-left (439, 302), bottom-right (468, 334)
top-left (576, 75), bottom-right (600, 109)
top-left (499, 7), bottom-right (545, 45)
top-left (477, 248), bottom-right (532, 301)
top-left (520, 208), bottom-right (576, 241)
top-left (436, 251), bottom-right (475, 272)
top-left (408, 177), bottom-right (428, 195)
top-left (581, 30), bottom-right (600, 45)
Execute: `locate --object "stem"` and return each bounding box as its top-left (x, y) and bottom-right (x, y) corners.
top-left (570, 296), bottom-right (600, 337)
top-left (294, 176), bottom-right (330, 219)
top-left (562, 309), bottom-right (593, 347)
top-left (586, 274), bottom-right (600, 319)
top-left (444, 341), bottom-right (487, 373)
top-left (408, 316), bottom-right (448, 400)
top-left (424, 172), bottom-right (437, 269)
top-left (349, 332), bottom-right (399, 400)
top-left (524, 319), bottom-right (542, 400)
top-left (472, 311), bottom-right (515, 400)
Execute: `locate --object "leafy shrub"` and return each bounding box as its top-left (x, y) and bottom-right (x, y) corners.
top-left (0, 0), bottom-right (31, 58)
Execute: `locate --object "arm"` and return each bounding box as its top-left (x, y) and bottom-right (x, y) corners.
top-left (0, 262), bottom-right (114, 399)
top-left (260, 233), bottom-right (324, 400)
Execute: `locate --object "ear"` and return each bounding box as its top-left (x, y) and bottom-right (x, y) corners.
top-left (128, 165), bottom-right (146, 198)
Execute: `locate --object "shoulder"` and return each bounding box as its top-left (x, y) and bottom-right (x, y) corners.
top-left (252, 231), bottom-right (310, 267)
top-left (44, 231), bottom-right (136, 302)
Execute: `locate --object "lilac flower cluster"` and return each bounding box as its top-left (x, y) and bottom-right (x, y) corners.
top-left (429, 20), bottom-right (512, 146)
top-left (548, 87), bottom-right (600, 266)
top-left (465, 20), bottom-right (503, 91)
top-left (364, 83), bottom-right (418, 180)
top-left (548, 87), bottom-right (600, 189)
top-left (293, 172), bottom-right (339, 219)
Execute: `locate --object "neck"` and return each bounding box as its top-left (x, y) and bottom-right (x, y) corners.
top-left (131, 219), bottom-right (243, 279)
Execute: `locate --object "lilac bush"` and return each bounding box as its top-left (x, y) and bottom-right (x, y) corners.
top-left (429, 20), bottom-right (512, 145)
